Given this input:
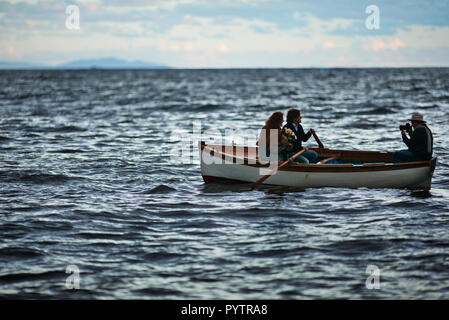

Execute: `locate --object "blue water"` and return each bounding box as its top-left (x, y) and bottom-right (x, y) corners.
top-left (0, 68), bottom-right (448, 299)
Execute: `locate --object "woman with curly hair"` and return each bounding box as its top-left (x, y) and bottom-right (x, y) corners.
top-left (257, 111), bottom-right (292, 161)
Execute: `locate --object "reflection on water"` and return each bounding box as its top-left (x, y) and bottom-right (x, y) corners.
top-left (409, 190), bottom-right (432, 198)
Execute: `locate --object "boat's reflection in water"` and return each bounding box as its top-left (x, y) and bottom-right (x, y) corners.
top-left (201, 181), bottom-right (433, 197)
top-left (201, 181), bottom-right (305, 194)
top-left (409, 190), bottom-right (432, 198)
top-left (200, 181), bottom-right (252, 193)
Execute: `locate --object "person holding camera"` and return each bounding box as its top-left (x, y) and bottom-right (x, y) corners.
top-left (393, 113), bottom-right (433, 163)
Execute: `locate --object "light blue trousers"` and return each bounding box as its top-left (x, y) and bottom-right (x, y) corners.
top-left (286, 150), bottom-right (318, 164)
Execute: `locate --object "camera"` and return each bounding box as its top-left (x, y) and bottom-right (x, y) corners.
top-left (399, 123), bottom-right (412, 132)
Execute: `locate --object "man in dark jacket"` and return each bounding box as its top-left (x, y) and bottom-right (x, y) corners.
top-left (393, 113), bottom-right (433, 162)
top-left (282, 109), bottom-right (318, 163)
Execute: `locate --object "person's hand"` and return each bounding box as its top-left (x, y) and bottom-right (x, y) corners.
top-left (309, 128), bottom-right (315, 135)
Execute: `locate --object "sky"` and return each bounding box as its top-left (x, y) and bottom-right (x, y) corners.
top-left (0, 0), bottom-right (449, 68)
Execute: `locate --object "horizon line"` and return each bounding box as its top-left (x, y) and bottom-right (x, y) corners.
top-left (1, 66), bottom-right (449, 70)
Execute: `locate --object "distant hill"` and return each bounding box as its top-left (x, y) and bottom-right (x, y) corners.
top-left (0, 57), bottom-right (170, 70)
top-left (58, 57), bottom-right (170, 69)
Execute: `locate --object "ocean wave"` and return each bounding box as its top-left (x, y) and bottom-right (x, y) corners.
top-left (0, 170), bottom-right (79, 184)
top-left (78, 231), bottom-right (128, 240)
top-left (355, 106), bottom-right (397, 115)
top-left (134, 287), bottom-right (183, 296)
top-left (24, 125), bottom-right (88, 133)
top-left (324, 239), bottom-right (389, 256)
top-left (47, 148), bottom-right (86, 153)
top-left (50, 125), bottom-right (88, 133)
top-left (0, 270), bottom-right (63, 284)
top-left (0, 246), bottom-right (47, 259)
top-left (143, 251), bottom-right (188, 261)
top-left (145, 184), bottom-right (176, 194)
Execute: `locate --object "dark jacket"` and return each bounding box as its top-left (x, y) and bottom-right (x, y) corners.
top-left (282, 122), bottom-right (312, 153)
top-left (403, 123), bottom-right (433, 160)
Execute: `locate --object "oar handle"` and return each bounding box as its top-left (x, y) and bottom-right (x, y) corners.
top-left (312, 132), bottom-right (324, 149)
top-left (251, 148), bottom-right (307, 190)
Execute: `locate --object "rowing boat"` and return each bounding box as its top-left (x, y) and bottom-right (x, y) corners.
top-left (198, 141), bottom-right (437, 190)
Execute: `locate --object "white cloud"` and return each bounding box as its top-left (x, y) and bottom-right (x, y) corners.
top-left (366, 38), bottom-right (405, 51)
top-left (75, 0), bottom-right (102, 5)
top-left (321, 40), bottom-right (336, 49)
top-left (93, 21), bottom-right (153, 37)
top-left (293, 11), bottom-right (357, 35)
top-left (3, 0), bottom-right (41, 4)
top-left (218, 43), bottom-right (229, 53)
top-left (95, 0), bottom-right (199, 13)
top-left (396, 25), bottom-right (449, 48)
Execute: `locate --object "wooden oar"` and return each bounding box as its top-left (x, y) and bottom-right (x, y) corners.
top-left (251, 148), bottom-right (307, 190)
top-left (317, 154), bottom-right (340, 164)
top-left (312, 131), bottom-right (324, 149)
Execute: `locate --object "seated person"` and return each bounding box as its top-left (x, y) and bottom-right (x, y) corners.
top-left (281, 108), bottom-right (318, 164)
top-left (257, 111), bottom-right (291, 162)
top-left (393, 113), bottom-right (433, 163)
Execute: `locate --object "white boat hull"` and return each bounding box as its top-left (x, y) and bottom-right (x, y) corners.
top-left (199, 143), bottom-right (435, 190)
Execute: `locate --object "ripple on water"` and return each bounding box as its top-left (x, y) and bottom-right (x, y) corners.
top-left (0, 246), bottom-right (47, 259)
top-left (0, 170), bottom-right (82, 184)
top-left (144, 184), bottom-right (177, 194)
top-left (0, 270), bottom-right (63, 284)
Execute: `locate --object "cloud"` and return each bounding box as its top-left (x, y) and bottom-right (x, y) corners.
top-left (218, 43), bottom-right (229, 53)
top-left (366, 38), bottom-right (405, 52)
top-left (293, 11), bottom-right (357, 35)
top-left (396, 25), bottom-right (449, 48)
top-left (4, 0), bottom-right (40, 3)
top-left (0, 43), bottom-right (16, 58)
top-left (321, 40), bottom-right (336, 49)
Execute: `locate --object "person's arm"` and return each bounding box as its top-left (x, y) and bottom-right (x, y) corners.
top-left (302, 126), bottom-right (313, 142)
top-left (401, 129), bottom-right (410, 147)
